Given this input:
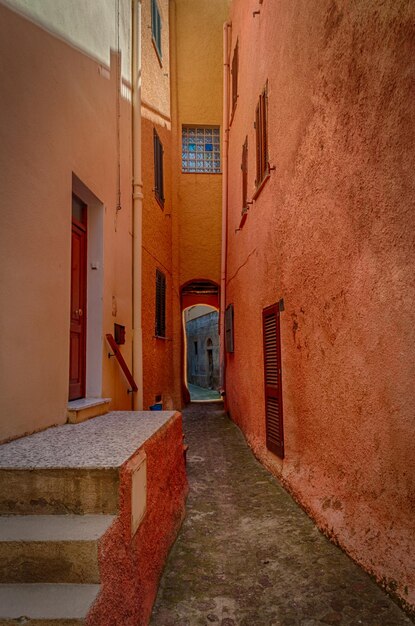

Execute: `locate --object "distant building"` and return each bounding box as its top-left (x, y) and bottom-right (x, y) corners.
top-left (186, 311), bottom-right (219, 390)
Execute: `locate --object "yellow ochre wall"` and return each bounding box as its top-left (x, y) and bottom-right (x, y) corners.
top-left (172, 0), bottom-right (229, 287)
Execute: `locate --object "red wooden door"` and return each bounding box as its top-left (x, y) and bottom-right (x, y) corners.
top-left (69, 198), bottom-right (87, 400)
top-left (263, 304), bottom-right (284, 458)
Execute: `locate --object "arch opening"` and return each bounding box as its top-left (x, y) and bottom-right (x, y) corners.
top-left (183, 304), bottom-right (221, 402)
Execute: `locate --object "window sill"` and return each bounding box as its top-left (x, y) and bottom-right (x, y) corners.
top-left (154, 335), bottom-right (166, 340)
top-left (253, 171), bottom-right (270, 201)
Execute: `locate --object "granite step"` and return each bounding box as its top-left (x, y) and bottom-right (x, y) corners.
top-left (0, 583), bottom-right (100, 624)
top-left (0, 411), bottom-right (174, 515)
top-left (0, 515), bottom-right (115, 583)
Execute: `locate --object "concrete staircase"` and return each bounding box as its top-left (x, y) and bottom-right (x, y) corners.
top-left (0, 410), bottom-right (179, 625)
top-left (0, 473), bottom-right (116, 623)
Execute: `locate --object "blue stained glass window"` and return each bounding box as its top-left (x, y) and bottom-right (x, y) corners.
top-left (205, 143), bottom-right (213, 151)
top-left (189, 143), bottom-right (196, 152)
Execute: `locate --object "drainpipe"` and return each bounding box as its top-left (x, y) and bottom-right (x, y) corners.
top-left (132, 0), bottom-right (144, 410)
top-left (219, 21), bottom-right (231, 394)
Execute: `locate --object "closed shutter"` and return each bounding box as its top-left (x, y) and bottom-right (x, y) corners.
top-left (225, 304), bottom-right (234, 353)
top-left (155, 269), bottom-right (166, 337)
top-left (263, 304), bottom-right (284, 458)
top-left (241, 137), bottom-right (248, 210)
top-left (231, 41), bottom-right (238, 112)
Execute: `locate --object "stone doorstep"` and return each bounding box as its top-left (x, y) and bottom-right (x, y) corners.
top-left (66, 398), bottom-right (111, 424)
top-left (0, 515), bottom-right (115, 584)
top-left (0, 583), bottom-right (101, 621)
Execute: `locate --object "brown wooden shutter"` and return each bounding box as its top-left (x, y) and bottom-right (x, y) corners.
top-left (255, 104), bottom-right (261, 186)
top-left (225, 304), bottom-right (234, 353)
top-left (263, 304), bottom-right (284, 458)
top-left (241, 137), bottom-right (248, 210)
top-left (155, 269), bottom-right (166, 337)
top-left (231, 41), bottom-right (238, 112)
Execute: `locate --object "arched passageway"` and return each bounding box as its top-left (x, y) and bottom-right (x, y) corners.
top-left (180, 280), bottom-right (220, 404)
top-left (184, 305), bottom-right (220, 401)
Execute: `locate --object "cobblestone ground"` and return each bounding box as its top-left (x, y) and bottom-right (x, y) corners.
top-left (150, 403), bottom-right (413, 626)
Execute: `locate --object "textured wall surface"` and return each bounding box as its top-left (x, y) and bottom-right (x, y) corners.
top-left (0, 4), bottom-right (133, 442)
top-left (86, 412), bottom-right (188, 625)
top-left (225, 0), bottom-right (415, 612)
top-left (173, 0), bottom-right (227, 286)
top-left (141, 0), bottom-right (176, 411)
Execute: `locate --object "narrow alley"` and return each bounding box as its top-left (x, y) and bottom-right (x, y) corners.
top-left (151, 403), bottom-right (412, 626)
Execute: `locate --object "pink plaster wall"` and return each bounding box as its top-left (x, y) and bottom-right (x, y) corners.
top-left (225, 0), bottom-right (415, 612)
top-left (0, 4), bottom-right (134, 441)
top-left (86, 412), bottom-right (188, 625)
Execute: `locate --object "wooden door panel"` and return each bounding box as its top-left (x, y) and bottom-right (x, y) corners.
top-left (69, 219), bottom-right (86, 400)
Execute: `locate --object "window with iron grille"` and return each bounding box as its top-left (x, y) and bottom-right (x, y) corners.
top-left (225, 304), bottom-right (234, 353)
top-left (255, 83), bottom-right (269, 188)
top-left (153, 129), bottom-right (164, 207)
top-left (155, 269), bottom-right (166, 337)
top-left (182, 126), bottom-right (221, 173)
top-left (241, 137), bottom-right (248, 211)
top-left (151, 0), bottom-right (162, 61)
top-left (231, 41), bottom-right (239, 114)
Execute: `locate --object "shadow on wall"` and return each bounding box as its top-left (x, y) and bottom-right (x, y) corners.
top-left (185, 306), bottom-right (219, 390)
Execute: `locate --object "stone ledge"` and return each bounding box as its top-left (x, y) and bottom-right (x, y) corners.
top-left (67, 398), bottom-right (111, 424)
top-left (0, 411), bottom-right (179, 470)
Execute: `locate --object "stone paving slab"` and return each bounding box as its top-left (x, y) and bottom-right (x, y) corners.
top-left (151, 403), bottom-right (414, 626)
top-left (0, 411), bottom-right (177, 469)
top-left (188, 384), bottom-right (222, 402)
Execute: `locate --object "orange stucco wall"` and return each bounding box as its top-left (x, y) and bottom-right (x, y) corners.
top-left (140, 0), bottom-right (177, 411)
top-left (225, 0), bottom-right (415, 611)
top-left (0, 4), bottom-right (133, 441)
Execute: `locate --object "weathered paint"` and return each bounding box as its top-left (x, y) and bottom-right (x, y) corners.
top-left (86, 412), bottom-right (188, 625)
top-left (225, 0), bottom-right (415, 612)
top-left (0, 3), bottom-right (133, 442)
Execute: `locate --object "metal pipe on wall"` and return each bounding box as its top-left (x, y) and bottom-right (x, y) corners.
top-left (132, 0), bottom-right (144, 409)
top-left (219, 20), bottom-right (231, 392)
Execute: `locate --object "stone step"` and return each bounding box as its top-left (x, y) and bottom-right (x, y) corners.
top-left (0, 583), bottom-right (100, 624)
top-left (66, 398), bottom-right (111, 424)
top-left (0, 467), bottom-right (120, 515)
top-left (0, 515), bottom-right (115, 583)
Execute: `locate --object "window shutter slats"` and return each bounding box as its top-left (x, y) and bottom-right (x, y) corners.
top-left (263, 304), bottom-right (284, 458)
top-left (225, 304), bottom-right (234, 353)
top-left (242, 137), bottom-right (248, 210)
top-left (153, 129), bottom-right (164, 206)
top-left (155, 269), bottom-right (166, 337)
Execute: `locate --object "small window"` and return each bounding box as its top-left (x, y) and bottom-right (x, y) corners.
top-left (225, 304), bottom-right (234, 353)
top-left (153, 129), bottom-right (164, 207)
top-left (182, 126), bottom-right (221, 173)
top-left (241, 137), bottom-right (248, 211)
top-left (155, 269), bottom-right (166, 337)
top-left (255, 83), bottom-right (269, 188)
top-left (194, 341), bottom-right (198, 355)
top-left (151, 0), bottom-right (162, 61)
top-left (231, 41), bottom-right (239, 114)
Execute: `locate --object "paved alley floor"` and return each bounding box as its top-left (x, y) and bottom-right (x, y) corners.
top-left (188, 384), bottom-right (222, 402)
top-left (150, 403), bottom-right (413, 626)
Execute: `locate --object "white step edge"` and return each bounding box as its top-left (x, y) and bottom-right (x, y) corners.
top-left (0, 514), bottom-right (115, 542)
top-left (0, 583), bottom-right (100, 619)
